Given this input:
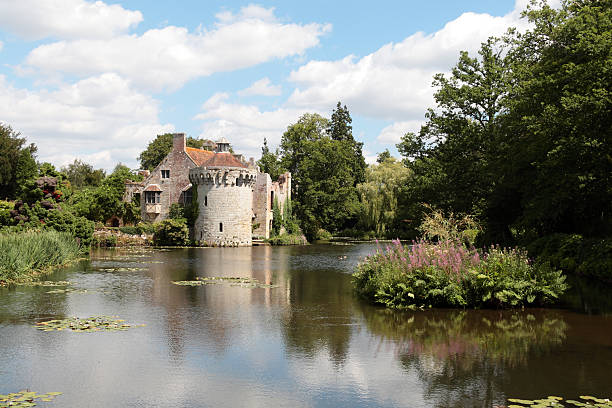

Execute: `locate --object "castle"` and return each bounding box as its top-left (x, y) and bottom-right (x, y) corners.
top-left (125, 133), bottom-right (290, 246)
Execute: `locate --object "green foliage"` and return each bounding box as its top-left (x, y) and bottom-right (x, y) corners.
top-left (418, 205), bottom-right (481, 246)
top-left (394, 1), bottom-right (611, 276)
top-left (183, 187), bottom-right (199, 227)
top-left (528, 233), bottom-right (612, 281)
top-left (168, 203), bottom-right (185, 220)
top-left (376, 149), bottom-right (391, 163)
top-left (279, 111), bottom-right (363, 240)
top-left (353, 240), bottom-right (568, 309)
top-left (315, 228), bottom-right (332, 241)
top-left (153, 218), bottom-right (189, 246)
top-left (257, 138), bottom-right (284, 180)
top-left (138, 133), bottom-right (210, 171)
top-left (271, 197), bottom-right (282, 236)
top-left (0, 230), bottom-right (81, 282)
top-left (357, 158), bottom-right (411, 238)
top-left (282, 197), bottom-right (300, 234)
top-left (265, 232), bottom-right (305, 246)
top-left (0, 123), bottom-right (38, 200)
top-left (61, 159), bottom-right (105, 189)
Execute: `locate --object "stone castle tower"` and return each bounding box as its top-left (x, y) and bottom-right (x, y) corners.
top-left (189, 140), bottom-right (257, 246)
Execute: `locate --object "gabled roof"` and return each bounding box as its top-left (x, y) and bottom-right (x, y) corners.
top-left (144, 184), bottom-right (162, 192)
top-left (202, 152), bottom-right (247, 168)
top-left (185, 147), bottom-right (215, 166)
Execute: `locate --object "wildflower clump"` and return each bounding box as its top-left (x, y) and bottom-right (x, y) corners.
top-left (353, 239), bottom-right (568, 309)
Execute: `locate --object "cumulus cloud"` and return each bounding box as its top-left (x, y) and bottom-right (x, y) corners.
top-left (238, 78), bottom-right (282, 97)
top-left (377, 120), bottom-right (424, 144)
top-left (0, 74), bottom-right (173, 170)
top-left (23, 5), bottom-right (331, 91)
top-left (194, 93), bottom-right (315, 159)
top-left (0, 0), bottom-right (142, 40)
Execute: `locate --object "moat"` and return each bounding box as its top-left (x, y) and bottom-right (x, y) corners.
top-left (1, 244), bottom-right (611, 407)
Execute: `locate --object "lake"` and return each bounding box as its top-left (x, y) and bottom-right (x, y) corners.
top-left (1, 244), bottom-right (611, 407)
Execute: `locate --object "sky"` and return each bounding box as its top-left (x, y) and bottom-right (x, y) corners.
top-left (0, 0), bottom-right (538, 171)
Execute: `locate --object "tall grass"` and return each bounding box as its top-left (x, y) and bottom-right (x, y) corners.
top-left (0, 230), bottom-right (81, 282)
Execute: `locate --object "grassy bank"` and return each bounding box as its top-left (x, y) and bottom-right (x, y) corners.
top-left (0, 230), bottom-right (81, 284)
top-left (265, 233), bottom-right (307, 246)
top-left (353, 239), bottom-right (568, 309)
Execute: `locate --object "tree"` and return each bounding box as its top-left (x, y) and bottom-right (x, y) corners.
top-left (0, 124), bottom-right (38, 199)
top-left (257, 138), bottom-right (284, 180)
top-left (138, 133), bottom-right (209, 171)
top-left (279, 112), bottom-right (363, 239)
top-left (327, 102), bottom-right (366, 184)
top-left (357, 158), bottom-right (411, 237)
top-left (376, 149), bottom-right (391, 163)
top-left (502, 0), bottom-right (612, 237)
top-left (62, 159), bottom-right (105, 189)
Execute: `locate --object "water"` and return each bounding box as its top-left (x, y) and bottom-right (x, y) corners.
top-left (1, 244), bottom-right (611, 407)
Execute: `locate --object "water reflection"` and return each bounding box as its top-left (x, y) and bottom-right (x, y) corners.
top-left (1, 245), bottom-right (611, 408)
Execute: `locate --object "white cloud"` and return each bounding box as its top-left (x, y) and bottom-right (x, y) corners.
top-left (377, 120), bottom-right (423, 144)
top-left (0, 40), bottom-right (3, 51)
top-left (194, 93), bottom-right (316, 159)
top-left (0, 0), bottom-right (142, 40)
top-left (23, 5), bottom-right (331, 91)
top-left (0, 74), bottom-right (173, 170)
top-left (238, 78), bottom-right (282, 97)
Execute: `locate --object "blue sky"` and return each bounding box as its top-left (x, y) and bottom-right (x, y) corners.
top-left (0, 0), bottom-right (531, 170)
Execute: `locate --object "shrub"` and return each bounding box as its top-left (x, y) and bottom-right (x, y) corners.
top-left (315, 228), bottom-right (332, 241)
top-left (265, 233), bottom-right (306, 246)
top-left (0, 230), bottom-right (81, 282)
top-left (153, 218), bottom-right (189, 246)
top-left (353, 239), bottom-right (568, 309)
top-left (528, 233), bottom-right (612, 282)
top-left (119, 225), bottom-right (140, 235)
top-left (168, 203), bottom-right (185, 220)
top-left (136, 222), bottom-right (156, 235)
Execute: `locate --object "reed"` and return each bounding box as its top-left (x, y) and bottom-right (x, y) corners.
top-left (0, 230), bottom-right (81, 283)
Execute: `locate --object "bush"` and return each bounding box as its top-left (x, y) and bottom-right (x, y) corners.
top-left (353, 239), bottom-right (568, 309)
top-left (119, 226), bottom-right (140, 235)
top-left (315, 228), bottom-right (332, 241)
top-left (153, 218), bottom-right (189, 246)
top-left (136, 222), bottom-right (156, 235)
top-left (528, 233), bottom-right (612, 281)
top-left (0, 230), bottom-right (81, 282)
top-left (265, 233), bottom-right (306, 246)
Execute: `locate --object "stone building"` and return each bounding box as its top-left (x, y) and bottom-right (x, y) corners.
top-left (125, 133), bottom-right (291, 246)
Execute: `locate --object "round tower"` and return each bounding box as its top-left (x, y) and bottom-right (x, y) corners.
top-left (189, 164), bottom-right (257, 246)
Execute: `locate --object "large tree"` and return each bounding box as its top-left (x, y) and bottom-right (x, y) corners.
top-left (62, 159), bottom-right (106, 189)
top-left (0, 123), bottom-right (38, 200)
top-left (327, 102), bottom-right (367, 184)
top-left (279, 112), bottom-right (363, 239)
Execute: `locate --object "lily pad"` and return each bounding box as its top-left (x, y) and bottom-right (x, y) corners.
top-left (35, 316), bottom-right (145, 332)
top-left (46, 288), bottom-right (89, 294)
top-left (0, 390), bottom-right (62, 407)
top-left (17, 281), bottom-right (71, 287)
top-left (172, 276), bottom-right (279, 288)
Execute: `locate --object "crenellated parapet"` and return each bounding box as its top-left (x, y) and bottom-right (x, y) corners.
top-left (189, 167), bottom-right (257, 187)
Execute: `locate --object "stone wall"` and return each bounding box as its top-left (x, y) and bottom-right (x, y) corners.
top-left (253, 172), bottom-right (272, 238)
top-left (139, 133), bottom-right (194, 222)
top-left (190, 166), bottom-right (257, 246)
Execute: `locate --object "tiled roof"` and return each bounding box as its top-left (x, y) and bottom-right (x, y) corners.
top-left (202, 152), bottom-right (247, 168)
top-left (144, 184), bottom-right (162, 192)
top-left (185, 147), bottom-right (214, 166)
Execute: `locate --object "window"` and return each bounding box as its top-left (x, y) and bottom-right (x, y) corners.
top-left (182, 189), bottom-right (192, 205)
top-left (219, 222), bottom-right (223, 232)
top-left (145, 191), bottom-right (160, 204)
top-left (204, 196), bottom-right (208, 206)
top-left (270, 191), bottom-right (274, 207)
top-left (161, 170), bottom-right (170, 179)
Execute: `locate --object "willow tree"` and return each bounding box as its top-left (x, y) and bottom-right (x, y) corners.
top-left (357, 157), bottom-right (411, 237)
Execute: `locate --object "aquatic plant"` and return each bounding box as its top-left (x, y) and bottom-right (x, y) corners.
top-left (353, 239), bottom-right (568, 308)
top-left (0, 230), bottom-right (80, 284)
top-left (504, 395), bottom-right (611, 407)
top-left (16, 280), bottom-right (71, 287)
top-left (35, 316), bottom-right (145, 332)
top-left (0, 390), bottom-right (62, 407)
top-left (172, 276), bottom-right (279, 288)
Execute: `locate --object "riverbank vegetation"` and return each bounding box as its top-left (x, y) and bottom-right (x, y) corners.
top-left (257, 0), bottom-right (611, 281)
top-left (353, 210), bottom-right (568, 309)
top-left (0, 230), bottom-right (81, 284)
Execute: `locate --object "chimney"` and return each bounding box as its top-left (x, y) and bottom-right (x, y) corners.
top-left (173, 133), bottom-right (186, 152)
